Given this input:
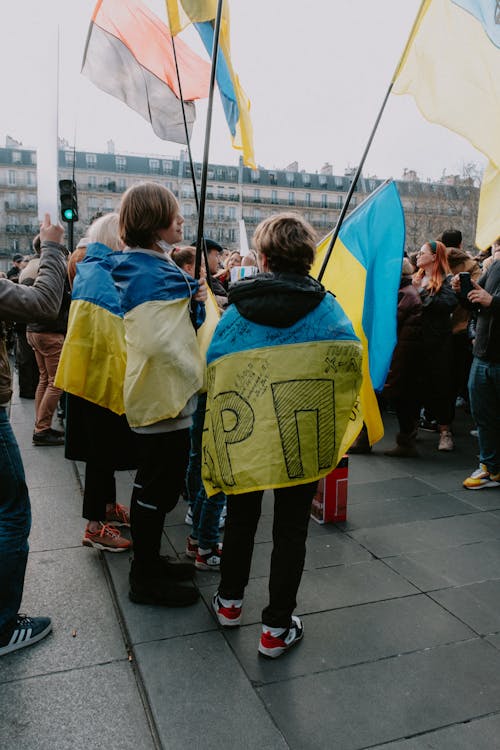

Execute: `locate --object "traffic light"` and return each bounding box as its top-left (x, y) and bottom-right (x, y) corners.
top-left (59, 179), bottom-right (78, 223)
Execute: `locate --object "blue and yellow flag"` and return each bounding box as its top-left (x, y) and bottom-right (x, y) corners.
top-left (393, 0), bottom-right (500, 249)
top-left (165, 0), bottom-right (255, 168)
top-left (311, 181), bottom-right (405, 446)
top-left (55, 242), bottom-right (127, 414)
top-left (202, 295), bottom-right (362, 497)
top-left (56, 246), bottom-right (205, 427)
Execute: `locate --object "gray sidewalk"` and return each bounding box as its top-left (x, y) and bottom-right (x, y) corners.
top-left (3, 396), bottom-right (500, 749)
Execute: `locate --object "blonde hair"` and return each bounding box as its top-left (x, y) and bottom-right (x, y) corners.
top-left (253, 212), bottom-right (317, 275)
top-left (88, 213), bottom-right (121, 251)
top-left (119, 182), bottom-right (178, 248)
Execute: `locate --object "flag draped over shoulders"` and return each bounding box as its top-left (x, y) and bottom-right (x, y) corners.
top-left (166, 0), bottom-right (255, 167)
top-left (311, 181), bottom-right (405, 445)
top-left (55, 247), bottom-right (205, 428)
top-left (82, 0), bottom-right (211, 144)
top-left (393, 0), bottom-right (500, 248)
top-left (54, 242), bottom-right (126, 414)
top-left (202, 295), bottom-right (362, 497)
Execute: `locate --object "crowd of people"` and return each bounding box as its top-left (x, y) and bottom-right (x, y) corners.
top-left (1, 183), bottom-right (499, 662)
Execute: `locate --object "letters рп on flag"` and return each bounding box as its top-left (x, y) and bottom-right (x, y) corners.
top-left (82, 0), bottom-right (211, 144)
top-left (392, 0), bottom-right (500, 249)
top-left (311, 181), bottom-right (406, 446)
top-left (166, 0), bottom-right (256, 167)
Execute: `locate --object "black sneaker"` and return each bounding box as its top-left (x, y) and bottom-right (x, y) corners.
top-left (258, 615), bottom-right (304, 658)
top-left (0, 614), bottom-right (52, 657)
top-left (32, 429), bottom-right (64, 446)
top-left (129, 563), bottom-right (199, 607)
top-left (419, 417), bottom-right (438, 433)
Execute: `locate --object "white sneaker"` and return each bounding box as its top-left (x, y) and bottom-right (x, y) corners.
top-left (258, 615), bottom-right (304, 659)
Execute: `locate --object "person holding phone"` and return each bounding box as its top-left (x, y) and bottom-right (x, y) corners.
top-left (452, 259), bottom-right (500, 489)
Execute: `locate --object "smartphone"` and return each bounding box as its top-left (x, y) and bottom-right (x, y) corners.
top-left (459, 272), bottom-right (474, 296)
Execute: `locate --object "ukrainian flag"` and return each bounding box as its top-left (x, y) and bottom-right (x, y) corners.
top-left (311, 181), bottom-right (405, 445)
top-left (202, 295), bottom-right (362, 496)
top-left (55, 242), bottom-right (127, 415)
top-left (165, 0), bottom-right (255, 167)
top-left (393, 0), bottom-right (500, 249)
top-left (112, 251), bottom-right (205, 427)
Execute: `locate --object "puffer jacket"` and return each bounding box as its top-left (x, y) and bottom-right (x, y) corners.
top-left (0, 241), bottom-right (67, 404)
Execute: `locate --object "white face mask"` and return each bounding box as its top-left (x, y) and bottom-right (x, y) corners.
top-left (156, 240), bottom-right (171, 254)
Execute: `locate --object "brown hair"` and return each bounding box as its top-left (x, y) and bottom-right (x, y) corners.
top-left (171, 245), bottom-right (195, 270)
top-left (415, 240), bottom-right (450, 294)
top-left (119, 182), bottom-right (178, 248)
top-left (252, 212), bottom-right (316, 275)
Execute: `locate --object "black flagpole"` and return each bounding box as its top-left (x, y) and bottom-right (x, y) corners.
top-left (170, 33), bottom-right (213, 290)
top-left (194, 0), bottom-right (224, 280)
top-left (317, 82), bottom-right (393, 282)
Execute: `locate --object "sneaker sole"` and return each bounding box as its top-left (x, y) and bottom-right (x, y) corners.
top-left (463, 481), bottom-right (500, 490)
top-left (195, 560), bottom-right (220, 571)
top-left (258, 628), bottom-right (304, 659)
top-left (0, 622), bottom-right (52, 656)
top-left (82, 539), bottom-right (132, 552)
top-left (106, 522), bottom-right (131, 528)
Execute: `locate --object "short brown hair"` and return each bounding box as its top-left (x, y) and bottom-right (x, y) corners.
top-left (119, 182), bottom-right (178, 248)
top-left (252, 213), bottom-right (317, 275)
top-left (171, 245), bottom-right (195, 270)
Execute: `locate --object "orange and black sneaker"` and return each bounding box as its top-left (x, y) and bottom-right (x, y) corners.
top-left (82, 523), bottom-right (132, 552)
top-left (105, 503), bottom-right (130, 527)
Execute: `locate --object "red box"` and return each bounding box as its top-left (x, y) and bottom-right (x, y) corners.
top-left (310, 456), bottom-right (349, 524)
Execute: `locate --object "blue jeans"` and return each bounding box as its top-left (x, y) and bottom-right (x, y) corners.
top-left (186, 393), bottom-right (225, 549)
top-left (468, 357), bottom-right (500, 475)
top-left (0, 407), bottom-right (31, 639)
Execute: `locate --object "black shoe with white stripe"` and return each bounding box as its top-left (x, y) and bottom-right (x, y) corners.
top-left (0, 614), bottom-right (52, 657)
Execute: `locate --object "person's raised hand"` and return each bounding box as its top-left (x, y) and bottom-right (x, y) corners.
top-left (39, 213), bottom-right (65, 245)
top-left (451, 274), bottom-right (460, 292)
top-left (468, 279), bottom-right (492, 308)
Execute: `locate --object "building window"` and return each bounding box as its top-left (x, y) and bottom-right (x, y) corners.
top-left (228, 228), bottom-right (236, 242)
top-left (319, 174), bottom-right (327, 186)
top-left (288, 191), bottom-right (295, 205)
top-left (162, 160), bottom-right (173, 173)
top-left (305, 192), bottom-right (311, 206)
top-left (165, 181), bottom-right (173, 191)
top-left (321, 193), bottom-right (328, 208)
top-left (115, 156), bottom-right (126, 171)
top-left (286, 172), bottom-right (295, 186)
top-left (217, 227), bottom-right (224, 242)
top-left (88, 175), bottom-right (97, 189)
top-left (88, 197), bottom-right (99, 210)
top-left (216, 167), bottom-right (225, 179)
top-left (271, 190), bottom-right (278, 204)
top-left (149, 159), bottom-right (160, 173)
top-left (8, 170), bottom-right (16, 186)
top-left (218, 206), bottom-right (225, 220)
top-left (251, 169), bottom-right (260, 183)
top-left (228, 206), bottom-right (236, 219)
top-left (206, 206), bottom-right (214, 219)
top-left (254, 208), bottom-right (261, 220)
top-left (65, 151), bottom-right (75, 166)
top-left (269, 172), bottom-right (277, 185)
top-left (30, 152), bottom-right (37, 165)
top-left (27, 172), bottom-right (36, 187)
top-left (254, 188), bottom-right (260, 201)
top-left (217, 185), bottom-right (225, 198)
top-left (12, 151), bottom-right (22, 164)
top-left (103, 198), bottom-right (113, 210)
top-left (302, 173), bottom-right (311, 186)
top-left (27, 193), bottom-right (37, 209)
top-left (86, 153), bottom-right (97, 168)
top-left (118, 178), bottom-right (126, 191)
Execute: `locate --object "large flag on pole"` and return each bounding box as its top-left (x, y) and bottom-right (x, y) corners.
top-left (82, 0), bottom-right (211, 144)
top-left (392, 0), bottom-right (500, 249)
top-left (166, 0), bottom-right (256, 167)
top-left (311, 181), bottom-right (405, 446)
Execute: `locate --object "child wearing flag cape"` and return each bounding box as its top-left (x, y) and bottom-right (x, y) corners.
top-left (206, 213), bottom-right (362, 658)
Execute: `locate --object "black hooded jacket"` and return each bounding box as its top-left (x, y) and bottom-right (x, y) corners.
top-left (228, 272), bottom-right (327, 328)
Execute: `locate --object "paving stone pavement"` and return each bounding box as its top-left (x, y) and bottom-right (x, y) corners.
top-left (2, 396), bottom-right (500, 749)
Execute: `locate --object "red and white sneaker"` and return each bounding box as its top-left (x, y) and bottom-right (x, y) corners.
top-left (258, 616), bottom-right (304, 659)
top-left (185, 536), bottom-right (199, 559)
top-left (105, 503), bottom-right (130, 528)
top-left (196, 544), bottom-right (222, 571)
top-left (212, 592), bottom-right (242, 627)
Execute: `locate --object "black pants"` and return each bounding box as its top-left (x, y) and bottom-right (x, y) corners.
top-left (219, 482), bottom-right (316, 628)
top-left (82, 463), bottom-right (116, 522)
top-left (15, 332), bottom-right (38, 399)
top-left (393, 397), bottom-right (420, 435)
top-left (130, 429), bottom-right (190, 566)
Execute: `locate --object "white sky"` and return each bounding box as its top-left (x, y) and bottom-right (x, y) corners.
top-left (0, 0), bottom-right (485, 181)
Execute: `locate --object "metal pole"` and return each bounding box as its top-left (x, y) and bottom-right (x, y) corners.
top-left (194, 0), bottom-right (224, 280)
top-left (317, 82), bottom-right (393, 282)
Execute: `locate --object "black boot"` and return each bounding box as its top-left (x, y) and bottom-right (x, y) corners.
top-left (129, 560), bottom-right (199, 607)
top-left (348, 424), bottom-right (372, 455)
top-left (384, 432), bottom-right (419, 458)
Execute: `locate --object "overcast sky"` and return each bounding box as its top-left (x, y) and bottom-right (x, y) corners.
top-left (0, 0), bottom-right (485, 181)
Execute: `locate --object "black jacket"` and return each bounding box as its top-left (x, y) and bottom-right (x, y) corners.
top-left (473, 262), bottom-right (500, 363)
top-left (228, 272), bottom-right (326, 328)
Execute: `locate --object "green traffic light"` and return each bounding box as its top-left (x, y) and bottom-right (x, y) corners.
top-left (63, 208), bottom-right (75, 221)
